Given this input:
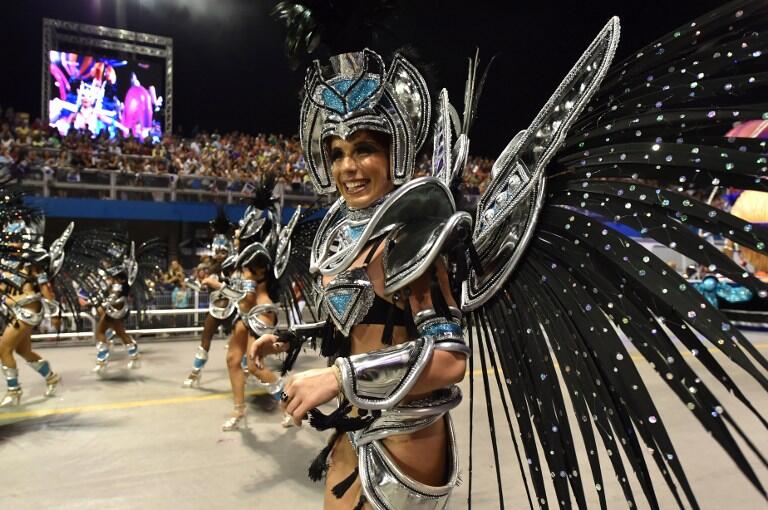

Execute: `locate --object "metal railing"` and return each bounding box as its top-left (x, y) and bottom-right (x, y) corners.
top-left (11, 144), bottom-right (319, 204)
top-left (31, 308), bottom-right (207, 340)
top-left (17, 166), bottom-right (318, 204)
top-left (30, 289), bottom-right (213, 341)
top-left (29, 289), bottom-right (309, 342)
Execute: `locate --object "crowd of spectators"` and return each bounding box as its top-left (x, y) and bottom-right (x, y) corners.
top-left (1, 106), bottom-right (495, 196)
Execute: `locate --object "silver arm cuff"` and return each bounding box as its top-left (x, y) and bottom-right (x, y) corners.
top-left (290, 321), bottom-right (326, 334)
top-left (219, 284), bottom-right (247, 302)
top-left (335, 336), bottom-right (435, 410)
top-left (414, 307), bottom-right (471, 357)
top-left (244, 303), bottom-right (279, 336)
top-left (42, 298), bottom-right (61, 318)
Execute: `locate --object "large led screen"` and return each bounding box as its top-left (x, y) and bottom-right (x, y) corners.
top-left (48, 51), bottom-right (165, 140)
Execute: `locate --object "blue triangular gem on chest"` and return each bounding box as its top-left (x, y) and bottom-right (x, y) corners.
top-left (327, 289), bottom-right (358, 319)
top-left (322, 268), bottom-right (375, 336)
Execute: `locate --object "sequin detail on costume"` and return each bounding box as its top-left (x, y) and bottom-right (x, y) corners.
top-left (420, 322), bottom-right (463, 337)
top-left (328, 291), bottom-right (355, 318)
top-left (693, 276), bottom-right (754, 308)
top-left (321, 78), bottom-right (380, 115)
top-left (344, 224), bottom-right (365, 242)
top-left (321, 267), bottom-right (376, 337)
top-left (2, 222), bottom-right (24, 234)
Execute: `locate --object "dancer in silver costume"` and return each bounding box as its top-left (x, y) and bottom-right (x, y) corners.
top-left (251, 49), bottom-right (468, 509)
top-left (93, 266), bottom-right (141, 375)
top-left (182, 233), bottom-right (237, 388)
top-left (0, 191), bottom-right (71, 406)
top-left (258, 1), bottom-right (768, 507)
top-left (92, 261), bottom-right (140, 374)
top-left (82, 234), bottom-right (164, 376)
top-left (221, 190), bottom-right (288, 431)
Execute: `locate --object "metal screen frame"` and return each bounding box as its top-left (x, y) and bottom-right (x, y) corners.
top-left (42, 18), bottom-right (173, 135)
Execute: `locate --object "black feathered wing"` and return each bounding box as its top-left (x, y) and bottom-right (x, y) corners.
top-left (56, 228), bottom-right (128, 320)
top-left (274, 204), bottom-right (324, 325)
top-left (132, 238), bottom-right (166, 319)
top-left (0, 175), bottom-right (45, 294)
top-left (465, 2), bottom-right (768, 508)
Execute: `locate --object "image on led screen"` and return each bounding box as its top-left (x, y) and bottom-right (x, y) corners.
top-left (48, 51), bottom-right (164, 140)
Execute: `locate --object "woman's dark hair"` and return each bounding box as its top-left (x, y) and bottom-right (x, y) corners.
top-left (113, 272), bottom-right (131, 295)
top-left (246, 257), bottom-right (280, 302)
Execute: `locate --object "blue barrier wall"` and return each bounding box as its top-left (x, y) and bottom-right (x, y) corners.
top-left (23, 196), bottom-right (753, 240)
top-left (23, 197), bottom-right (301, 224)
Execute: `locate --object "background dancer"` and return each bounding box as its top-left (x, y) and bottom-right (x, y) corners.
top-left (221, 177), bottom-right (285, 430)
top-left (76, 233), bottom-right (164, 375)
top-left (182, 211), bottom-right (237, 388)
top-left (0, 177), bottom-right (70, 406)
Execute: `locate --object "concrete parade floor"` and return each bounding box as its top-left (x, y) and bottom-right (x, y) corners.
top-left (0, 332), bottom-right (767, 509)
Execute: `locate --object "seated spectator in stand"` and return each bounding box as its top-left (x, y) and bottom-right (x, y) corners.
top-left (162, 259), bottom-right (185, 291)
top-left (0, 104), bottom-right (516, 203)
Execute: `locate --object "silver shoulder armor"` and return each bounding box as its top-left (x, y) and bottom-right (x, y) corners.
top-left (312, 177), bottom-right (467, 280)
top-left (381, 211), bottom-right (471, 295)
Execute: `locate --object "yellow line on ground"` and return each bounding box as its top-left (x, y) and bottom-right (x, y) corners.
top-left (2, 344), bottom-right (765, 421)
top-left (0, 389), bottom-right (267, 421)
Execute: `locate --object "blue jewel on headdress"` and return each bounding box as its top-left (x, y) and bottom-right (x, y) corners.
top-left (322, 78), bottom-right (380, 115)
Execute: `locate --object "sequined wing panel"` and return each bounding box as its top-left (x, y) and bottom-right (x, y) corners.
top-left (463, 17), bottom-right (621, 310)
top-left (52, 228), bottom-right (129, 328)
top-left (276, 205), bottom-right (324, 325)
top-left (132, 238), bottom-right (166, 319)
top-left (0, 175), bottom-right (45, 292)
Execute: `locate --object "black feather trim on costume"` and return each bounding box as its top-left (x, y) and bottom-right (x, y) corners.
top-left (308, 430), bottom-right (339, 482)
top-left (331, 467), bottom-right (359, 499)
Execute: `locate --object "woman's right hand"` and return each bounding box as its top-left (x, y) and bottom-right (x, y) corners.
top-left (248, 333), bottom-right (289, 368)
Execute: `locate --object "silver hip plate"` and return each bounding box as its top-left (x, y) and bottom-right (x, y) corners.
top-left (358, 413), bottom-right (459, 510)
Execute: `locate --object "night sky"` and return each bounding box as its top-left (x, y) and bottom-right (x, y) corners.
top-left (0, 0), bottom-right (724, 156)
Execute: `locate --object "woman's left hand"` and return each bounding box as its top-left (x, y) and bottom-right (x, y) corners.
top-left (283, 367), bottom-right (340, 426)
